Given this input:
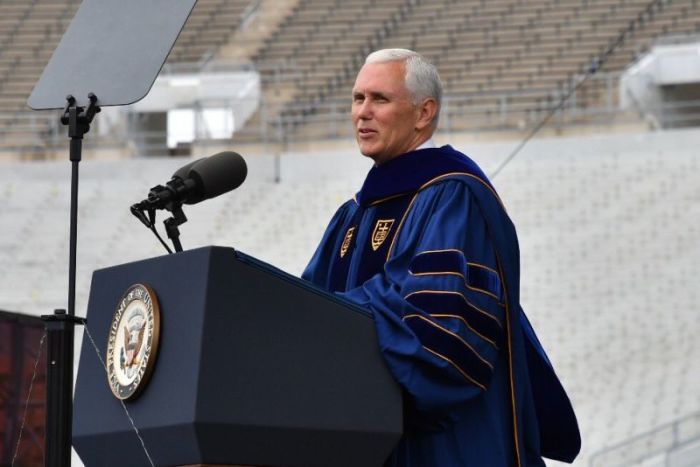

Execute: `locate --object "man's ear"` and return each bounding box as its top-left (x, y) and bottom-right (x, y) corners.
top-left (415, 98), bottom-right (438, 131)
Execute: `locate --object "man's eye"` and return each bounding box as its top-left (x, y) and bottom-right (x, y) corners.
top-left (353, 95), bottom-right (364, 103)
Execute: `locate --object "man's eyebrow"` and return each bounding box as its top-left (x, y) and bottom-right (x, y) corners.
top-left (351, 90), bottom-right (394, 100)
top-left (369, 91), bottom-right (390, 99)
top-left (352, 91), bottom-right (394, 99)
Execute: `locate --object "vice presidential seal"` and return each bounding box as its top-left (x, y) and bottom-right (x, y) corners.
top-left (106, 284), bottom-right (161, 401)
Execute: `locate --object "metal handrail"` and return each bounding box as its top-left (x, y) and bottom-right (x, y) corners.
top-left (653, 32), bottom-right (700, 46)
top-left (589, 411), bottom-right (700, 467)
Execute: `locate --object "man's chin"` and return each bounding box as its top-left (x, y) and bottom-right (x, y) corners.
top-left (357, 142), bottom-right (380, 159)
top-left (358, 141), bottom-right (397, 165)
top-left (364, 152), bottom-right (390, 166)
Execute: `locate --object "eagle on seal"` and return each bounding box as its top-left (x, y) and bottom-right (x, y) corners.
top-left (122, 311), bottom-right (146, 369)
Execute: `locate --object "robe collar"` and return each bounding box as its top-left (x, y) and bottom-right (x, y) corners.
top-left (355, 145), bottom-right (490, 206)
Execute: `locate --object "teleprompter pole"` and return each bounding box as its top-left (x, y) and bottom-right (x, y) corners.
top-left (41, 94), bottom-right (99, 467)
top-left (43, 309), bottom-right (85, 467)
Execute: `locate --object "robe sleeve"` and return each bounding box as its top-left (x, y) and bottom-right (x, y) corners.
top-left (339, 180), bottom-right (505, 415)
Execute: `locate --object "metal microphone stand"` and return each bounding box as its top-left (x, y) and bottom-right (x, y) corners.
top-left (163, 204), bottom-right (187, 253)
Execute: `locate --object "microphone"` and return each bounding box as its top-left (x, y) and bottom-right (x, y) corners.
top-left (132, 151), bottom-right (247, 212)
top-left (172, 157), bottom-right (205, 182)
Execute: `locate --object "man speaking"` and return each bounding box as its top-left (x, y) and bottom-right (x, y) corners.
top-left (302, 49), bottom-right (580, 466)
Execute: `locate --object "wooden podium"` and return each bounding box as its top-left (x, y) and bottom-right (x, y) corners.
top-left (72, 247), bottom-right (402, 466)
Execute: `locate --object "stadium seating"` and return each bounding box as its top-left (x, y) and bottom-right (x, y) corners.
top-left (244, 0), bottom-right (700, 138)
top-left (2, 0), bottom-right (700, 153)
top-left (167, 0), bottom-right (253, 64)
top-left (0, 0), bottom-right (79, 149)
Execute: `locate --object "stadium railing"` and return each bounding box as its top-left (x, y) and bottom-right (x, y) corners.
top-left (589, 411), bottom-right (700, 467)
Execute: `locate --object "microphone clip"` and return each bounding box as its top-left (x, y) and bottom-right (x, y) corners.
top-left (130, 187), bottom-right (188, 253)
top-left (130, 204), bottom-right (152, 228)
top-left (138, 177), bottom-right (190, 212)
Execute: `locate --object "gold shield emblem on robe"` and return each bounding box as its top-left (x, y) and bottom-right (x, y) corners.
top-left (340, 227), bottom-right (355, 258)
top-left (371, 219), bottom-right (395, 251)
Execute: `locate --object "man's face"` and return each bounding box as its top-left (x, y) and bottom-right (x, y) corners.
top-left (351, 61), bottom-right (422, 165)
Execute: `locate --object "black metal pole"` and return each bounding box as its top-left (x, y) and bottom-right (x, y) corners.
top-left (68, 106), bottom-right (82, 318)
top-left (44, 309), bottom-right (75, 467)
top-left (42, 94), bottom-right (97, 467)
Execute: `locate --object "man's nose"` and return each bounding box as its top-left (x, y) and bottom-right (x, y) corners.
top-left (356, 100), bottom-right (373, 119)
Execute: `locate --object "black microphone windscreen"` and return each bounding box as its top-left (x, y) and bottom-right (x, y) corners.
top-left (172, 157), bottom-right (205, 180)
top-left (186, 151), bottom-right (247, 204)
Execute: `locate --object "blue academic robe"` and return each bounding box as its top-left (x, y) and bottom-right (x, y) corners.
top-left (303, 146), bottom-right (580, 466)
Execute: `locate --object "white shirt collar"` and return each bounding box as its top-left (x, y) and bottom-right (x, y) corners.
top-left (415, 138), bottom-right (437, 151)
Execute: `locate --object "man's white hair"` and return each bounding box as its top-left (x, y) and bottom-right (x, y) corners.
top-left (365, 49), bottom-right (442, 116)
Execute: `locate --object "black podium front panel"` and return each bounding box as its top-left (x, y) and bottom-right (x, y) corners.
top-left (73, 247), bottom-right (402, 467)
